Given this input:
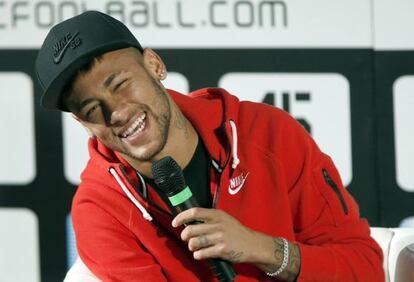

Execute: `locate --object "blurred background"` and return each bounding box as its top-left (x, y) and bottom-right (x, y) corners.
top-left (0, 0), bottom-right (414, 281)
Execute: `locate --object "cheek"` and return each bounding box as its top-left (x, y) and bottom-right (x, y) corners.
top-left (121, 87), bottom-right (136, 99)
top-left (127, 81), bottom-right (160, 103)
top-left (90, 125), bottom-right (114, 140)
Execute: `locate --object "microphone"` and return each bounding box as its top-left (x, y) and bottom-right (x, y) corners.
top-left (152, 156), bottom-right (236, 282)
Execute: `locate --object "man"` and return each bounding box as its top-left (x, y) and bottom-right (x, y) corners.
top-left (35, 11), bottom-right (384, 281)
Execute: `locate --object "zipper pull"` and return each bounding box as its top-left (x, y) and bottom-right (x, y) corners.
top-left (322, 169), bottom-right (335, 185)
top-left (211, 159), bottom-right (223, 173)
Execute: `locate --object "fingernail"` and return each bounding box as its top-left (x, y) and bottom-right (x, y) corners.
top-left (172, 219), bottom-right (177, 227)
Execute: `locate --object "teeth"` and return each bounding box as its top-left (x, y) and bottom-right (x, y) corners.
top-left (122, 113), bottom-right (146, 138)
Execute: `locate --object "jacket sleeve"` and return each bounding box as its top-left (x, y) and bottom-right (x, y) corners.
top-left (286, 134), bottom-right (384, 281)
top-left (259, 107), bottom-right (384, 281)
top-left (72, 192), bottom-right (168, 282)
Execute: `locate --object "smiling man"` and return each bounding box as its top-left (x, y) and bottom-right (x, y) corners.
top-left (35, 11), bottom-right (384, 282)
top-left (62, 48), bottom-right (187, 177)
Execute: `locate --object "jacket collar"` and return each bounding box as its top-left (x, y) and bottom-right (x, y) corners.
top-left (168, 88), bottom-right (239, 168)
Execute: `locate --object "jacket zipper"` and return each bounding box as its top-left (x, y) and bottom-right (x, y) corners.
top-left (212, 170), bottom-right (223, 208)
top-left (212, 122), bottom-right (233, 208)
top-left (322, 169), bottom-right (348, 215)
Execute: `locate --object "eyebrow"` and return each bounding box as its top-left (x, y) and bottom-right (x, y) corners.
top-left (103, 72), bottom-right (119, 89)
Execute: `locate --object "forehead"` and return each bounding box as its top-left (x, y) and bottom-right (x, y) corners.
top-left (84, 47), bottom-right (142, 76)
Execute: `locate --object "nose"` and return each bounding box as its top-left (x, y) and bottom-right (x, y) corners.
top-left (110, 105), bottom-right (129, 126)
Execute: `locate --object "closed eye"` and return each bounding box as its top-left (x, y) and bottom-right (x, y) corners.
top-left (114, 78), bottom-right (128, 92)
top-left (85, 103), bottom-right (100, 121)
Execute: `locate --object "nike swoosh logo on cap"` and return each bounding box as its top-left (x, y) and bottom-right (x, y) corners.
top-left (53, 31), bottom-right (79, 64)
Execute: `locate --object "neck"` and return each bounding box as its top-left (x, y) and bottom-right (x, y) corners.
top-left (121, 104), bottom-right (199, 178)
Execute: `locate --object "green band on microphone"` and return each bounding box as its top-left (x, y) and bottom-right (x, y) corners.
top-left (168, 186), bottom-right (192, 206)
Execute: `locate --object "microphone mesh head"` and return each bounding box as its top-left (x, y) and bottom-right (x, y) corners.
top-left (151, 156), bottom-right (186, 195)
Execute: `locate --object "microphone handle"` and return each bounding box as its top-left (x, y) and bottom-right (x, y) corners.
top-left (207, 259), bottom-right (236, 282)
top-left (173, 199), bottom-right (236, 282)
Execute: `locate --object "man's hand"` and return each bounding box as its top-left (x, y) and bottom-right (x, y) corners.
top-left (172, 208), bottom-right (301, 281)
top-left (172, 207), bottom-right (257, 262)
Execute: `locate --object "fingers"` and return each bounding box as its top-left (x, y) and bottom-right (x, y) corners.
top-left (188, 234), bottom-right (214, 251)
top-left (193, 244), bottom-right (221, 260)
top-left (180, 223), bottom-right (219, 241)
top-left (181, 223), bottom-right (223, 251)
top-left (172, 207), bottom-right (222, 227)
top-left (192, 244), bottom-right (244, 262)
top-left (178, 216), bottom-right (225, 253)
top-left (172, 208), bottom-right (247, 262)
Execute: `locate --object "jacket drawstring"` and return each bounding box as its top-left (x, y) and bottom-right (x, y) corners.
top-left (109, 167), bottom-right (153, 221)
top-left (229, 120), bottom-right (240, 169)
top-left (135, 171), bottom-right (148, 200)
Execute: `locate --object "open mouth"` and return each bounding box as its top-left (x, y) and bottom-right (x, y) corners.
top-left (120, 112), bottom-right (147, 139)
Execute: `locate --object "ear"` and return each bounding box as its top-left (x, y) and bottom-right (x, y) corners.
top-left (71, 114), bottom-right (95, 138)
top-left (142, 48), bottom-right (167, 81)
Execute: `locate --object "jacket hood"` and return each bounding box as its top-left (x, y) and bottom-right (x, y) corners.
top-left (169, 87), bottom-right (240, 167)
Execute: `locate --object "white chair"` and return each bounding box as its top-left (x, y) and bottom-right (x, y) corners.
top-left (64, 256), bottom-right (101, 282)
top-left (370, 227), bottom-right (414, 282)
top-left (64, 227), bottom-right (414, 282)
top-left (370, 227), bottom-right (394, 281)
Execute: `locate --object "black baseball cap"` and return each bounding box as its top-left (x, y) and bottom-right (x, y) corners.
top-left (35, 11), bottom-right (143, 111)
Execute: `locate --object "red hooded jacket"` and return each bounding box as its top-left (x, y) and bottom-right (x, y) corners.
top-left (72, 88), bottom-right (384, 281)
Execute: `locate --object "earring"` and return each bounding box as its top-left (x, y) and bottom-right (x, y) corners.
top-left (160, 70), bottom-right (166, 79)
